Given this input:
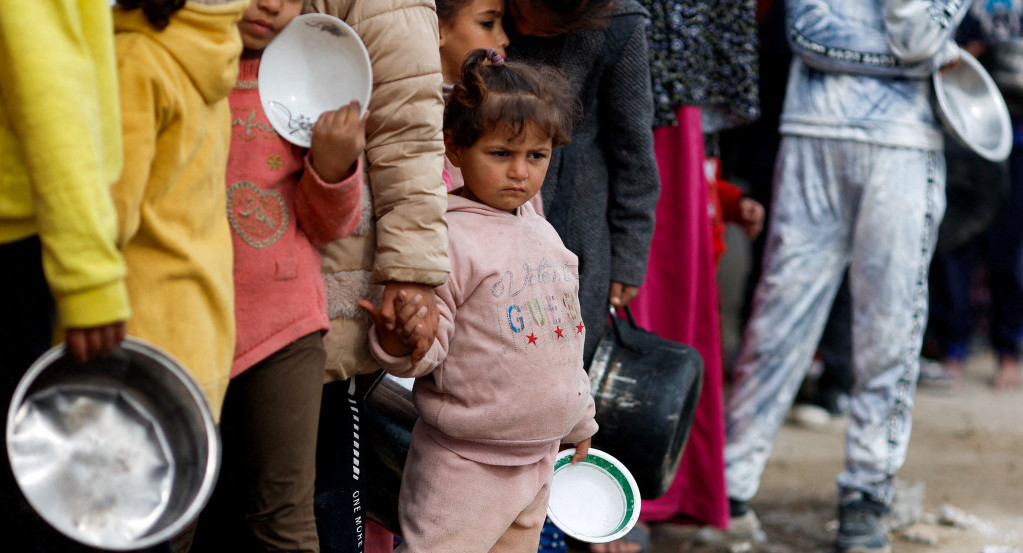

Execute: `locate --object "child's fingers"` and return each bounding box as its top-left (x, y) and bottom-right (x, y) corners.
top-left (334, 102), bottom-right (356, 126)
top-left (410, 335), bottom-right (431, 366)
top-left (315, 108), bottom-right (341, 132)
top-left (379, 295), bottom-right (397, 331)
top-left (328, 101), bottom-right (362, 128)
top-left (395, 294), bottom-right (424, 326)
top-left (571, 438), bottom-right (591, 464)
top-left (394, 291), bottom-right (419, 312)
top-left (344, 99), bottom-right (361, 117)
top-left (400, 307), bottom-right (429, 339)
top-left (357, 299), bottom-right (384, 326)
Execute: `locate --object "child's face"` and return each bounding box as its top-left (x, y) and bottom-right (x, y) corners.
top-left (439, 0), bottom-right (510, 83)
top-left (448, 124), bottom-right (553, 214)
top-left (239, 0), bottom-right (305, 52)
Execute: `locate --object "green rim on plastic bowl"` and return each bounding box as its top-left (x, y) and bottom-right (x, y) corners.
top-left (546, 448), bottom-right (641, 543)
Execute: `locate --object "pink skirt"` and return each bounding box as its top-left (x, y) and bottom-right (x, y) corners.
top-left (630, 106), bottom-right (728, 529)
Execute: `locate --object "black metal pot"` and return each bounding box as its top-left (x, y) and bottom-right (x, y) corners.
top-left (586, 307), bottom-right (704, 499)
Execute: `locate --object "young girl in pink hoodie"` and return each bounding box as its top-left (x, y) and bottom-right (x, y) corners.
top-left (361, 49), bottom-right (596, 553)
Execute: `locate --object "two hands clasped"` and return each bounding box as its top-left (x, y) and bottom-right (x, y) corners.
top-left (358, 282), bottom-right (440, 366)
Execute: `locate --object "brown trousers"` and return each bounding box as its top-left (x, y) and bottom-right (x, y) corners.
top-left (194, 332), bottom-right (325, 553)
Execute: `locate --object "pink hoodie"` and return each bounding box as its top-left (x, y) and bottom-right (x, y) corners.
top-left (370, 194), bottom-right (597, 466)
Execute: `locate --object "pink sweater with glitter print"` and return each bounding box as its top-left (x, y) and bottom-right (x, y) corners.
top-left (228, 57), bottom-right (362, 377)
top-left (370, 194), bottom-right (597, 466)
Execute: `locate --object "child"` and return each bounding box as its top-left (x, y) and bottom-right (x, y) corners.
top-left (505, 4), bottom-right (660, 550)
top-left (192, 0), bottom-right (365, 550)
top-left (360, 49), bottom-right (597, 553)
top-left (704, 156), bottom-right (764, 270)
top-left (111, 0), bottom-right (244, 421)
top-left (505, 0), bottom-right (660, 367)
top-left (436, 0), bottom-right (510, 193)
top-left (1, 2), bottom-right (131, 549)
top-left (438, 0), bottom-right (509, 85)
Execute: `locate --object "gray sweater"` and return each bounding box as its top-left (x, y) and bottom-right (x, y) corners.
top-left (507, 0), bottom-right (661, 364)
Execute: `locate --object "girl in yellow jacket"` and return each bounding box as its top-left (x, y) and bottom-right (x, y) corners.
top-left (110, 0), bottom-right (247, 419)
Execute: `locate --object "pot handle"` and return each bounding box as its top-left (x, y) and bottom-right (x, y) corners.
top-left (606, 305), bottom-right (648, 355)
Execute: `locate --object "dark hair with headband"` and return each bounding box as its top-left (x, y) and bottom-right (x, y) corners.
top-left (116, 0), bottom-right (186, 31)
top-left (445, 48), bottom-right (578, 149)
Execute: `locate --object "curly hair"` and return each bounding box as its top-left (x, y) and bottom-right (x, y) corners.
top-left (445, 48), bottom-right (579, 149)
top-left (116, 0), bottom-right (186, 31)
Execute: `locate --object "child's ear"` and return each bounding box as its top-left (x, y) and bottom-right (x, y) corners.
top-left (444, 133), bottom-right (462, 167)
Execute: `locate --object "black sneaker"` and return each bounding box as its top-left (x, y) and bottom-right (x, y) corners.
top-left (835, 499), bottom-right (891, 553)
top-left (814, 389), bottom-right (850, 416)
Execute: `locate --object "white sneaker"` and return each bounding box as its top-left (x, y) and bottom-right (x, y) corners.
top-left (692, 509), bottom-right (767, 545)
top-left (730, 510), bottom-right (768, 543)
top-left (787, 403), bottom-right (832, 429)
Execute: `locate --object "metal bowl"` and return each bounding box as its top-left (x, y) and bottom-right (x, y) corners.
top-left (6, 337), bottom-right (219, 550)
top-left (933, 47), bottom-right (1013, 162)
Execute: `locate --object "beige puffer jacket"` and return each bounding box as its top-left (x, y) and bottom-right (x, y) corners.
top-left (308, 0), bottom-right (449, 381)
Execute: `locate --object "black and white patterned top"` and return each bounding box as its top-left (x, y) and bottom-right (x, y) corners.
top-left (640, 0), bottom-right (760, 130)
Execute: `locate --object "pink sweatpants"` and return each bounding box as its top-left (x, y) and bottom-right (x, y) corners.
top-left (396, 423), bottom-right (557, 553)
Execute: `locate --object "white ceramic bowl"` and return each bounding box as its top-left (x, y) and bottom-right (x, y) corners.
top-left (933, 47), bottom-right (1012, 162)
top-left (6, 337), bottom-right (219, 550)
top-left (258, 13), bottom-right (372, 148)
top-left (546, 448), bottom-right (641, 543)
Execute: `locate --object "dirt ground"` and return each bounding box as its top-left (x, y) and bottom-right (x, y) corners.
top-left (571, 349), bottom-right (1023, 553)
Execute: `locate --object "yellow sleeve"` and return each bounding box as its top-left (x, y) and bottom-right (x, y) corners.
top-left (0, 0), bottom-right (129, 327)
top-left (111, 41), bottom-right (159, 247)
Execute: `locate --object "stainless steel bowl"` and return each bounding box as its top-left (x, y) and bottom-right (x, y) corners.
top-left (6, 337), bottom-right (219, 550)
top-left (933, 47), bottom-right (1013, 162)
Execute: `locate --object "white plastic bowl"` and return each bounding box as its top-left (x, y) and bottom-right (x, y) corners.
top-left (546, 448), bottom-right (641, 543)
top-left (258, 13), bottom-right (372, 148)
top-left (933, 47), bottom-right (1012, 162)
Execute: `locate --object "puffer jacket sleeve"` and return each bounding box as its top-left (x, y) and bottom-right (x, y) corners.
top-left (787, 0), bottom-right (968, 77)
top-left (308, 0), bottom-right (449, 286)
